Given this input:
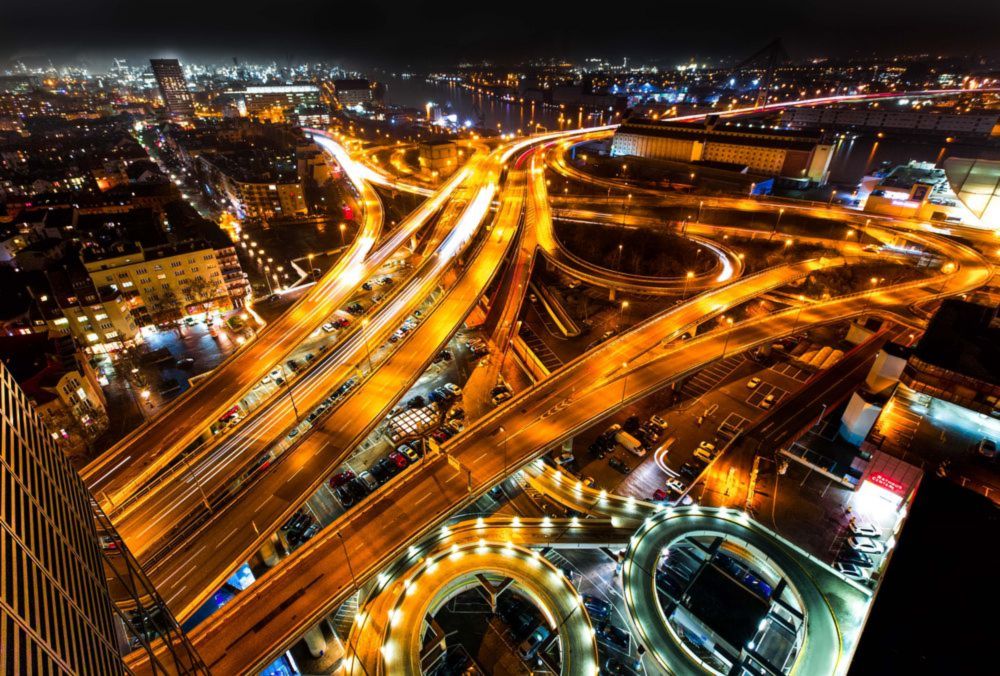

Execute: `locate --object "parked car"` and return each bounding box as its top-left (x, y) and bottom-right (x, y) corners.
top-left (518, 626), bottom-right (550, 660)
top-left (834, 561), bottom-right (868, 581)
top-left (650, 415), bottom-right (669, 431)
top-left (837, 549), bottom-right (874, 568)
top-left (760, 393), bottom-right (776, 409)
top-left (747, 376), bottom-right (762, 389)
top-left (652, 489), bottom-right (669, 502)
top-left (848, 521), bottom-right (882, 538)
top-left (665, 479), bottom-right (686, 494)
top-left (328, 469), bottom-right (356, 488)
top-left (322, 322), bottom-right (336, 333)
top-left (978, 439), bottom-right (997, 459)
top-left (608, 457), bottom-right (631, 474)
top-left (848, 536), bottom-right (885, 555)
top-left (581, 595), bottom-right (612, 623)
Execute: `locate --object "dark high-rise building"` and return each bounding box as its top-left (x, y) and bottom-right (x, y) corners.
top-left (0, 361), bottom-right (205, 674)
top-left (150, 58), bottom-right (194, 117)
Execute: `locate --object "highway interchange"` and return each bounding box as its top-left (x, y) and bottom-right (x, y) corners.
top-left (102, 90), bottom-right (995, 675)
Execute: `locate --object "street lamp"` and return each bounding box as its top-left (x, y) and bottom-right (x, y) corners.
top-left (770, 208), bottom-right (785, 240)
top-left (339, 222), bottom-right (347, 246)
top-left (683, 270), bottom-right (694, 299)
top-left (307, 253), bottom-right (316, 278)
top-left (620, 362), bottom-right (629, 408)
top-left (720, 317), bottom-right (735, 357)
top-left (498, 426), bottom-right (508, 480)
top-left (280, 364), bottom-right (301, 420)
top-left (697, 200), bottom-right (704, 223)
top-left (618, 300), bottom-right (630, 332)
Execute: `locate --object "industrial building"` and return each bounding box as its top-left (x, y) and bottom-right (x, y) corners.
top-left (611, 119), bottom-right (834, 184)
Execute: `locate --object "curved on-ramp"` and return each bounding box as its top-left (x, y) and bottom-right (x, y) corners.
top-left (622, 507), bottom-right (849, 676)
top-left (345, 540), bottom-right (599, 676)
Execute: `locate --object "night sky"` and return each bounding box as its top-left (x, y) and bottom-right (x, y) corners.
top-left (3, 0), bottom-right (1000, 69)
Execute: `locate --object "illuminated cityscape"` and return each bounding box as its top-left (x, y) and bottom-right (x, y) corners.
top-left (1, 4), bottom-right (999, 675)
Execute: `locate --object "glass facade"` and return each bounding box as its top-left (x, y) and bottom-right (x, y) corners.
top-left (0, 361), bottom-right (205, 674)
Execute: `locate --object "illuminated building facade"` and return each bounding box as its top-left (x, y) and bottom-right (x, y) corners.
top-left (150, 59), bottom-right (195, 117)
top-left (0, 360), bottom-right (205, 673)
top-left (611, 119), bottom-right (833, 184)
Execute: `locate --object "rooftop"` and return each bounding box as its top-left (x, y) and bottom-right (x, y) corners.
top-left (912, 299), bottom-right (1000, 386)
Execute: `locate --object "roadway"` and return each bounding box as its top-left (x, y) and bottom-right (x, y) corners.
top-left (125, 128), bottom-right (614, 622)
top-left (346, 536), bottom-right (602, 676)
top-left (83, 133), bottom-right (387, 509)
top-left (128, 227), bottom-right (986, 672)
top-left (109, 143), bottom-right (496, 558)
top-left (622, 507), bottom-right (869, 676)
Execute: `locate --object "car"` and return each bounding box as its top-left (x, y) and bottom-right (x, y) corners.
top-left (680, 462), bottom-right (700, 479)
top-left (848, 521), bottom-right (882, 538)
top-left (608, 457), bottom-right (631, 474)
top-left (699, 440), bottom-right (716, 452)
top-left (260, 374), bottom-right (272, 385)
top-left (518, 626), bottom-right (550, 660)
top-left (286, 359), bottom-right (299, 371)
top-left (328, 469), bottom-right (356, 488)
top-left (760, 393), bottom-right (776, 409)
top-left (287, 427), bottom-right (299, 438)
top-left (652, 489), bottom-right (669, 502)
top-left (650, 414), bottom-right (669, 431)
top-left (848, 536), bottom-right (885, 555)
top-left (388, 451), bottom-right (409, 469)
top-left (427, 389), bottom-right (446, 404)
top-left (581, 595), bottom-right (612, 623)
top-left (834, 561), bottom-right (868, 581)
top-left (837, 548), bottom-right (874, 568)
top-left (354, 471), bottom-right (378, 492)
top-left (747, 376), bottom-right (762, 389)
top-left (596, 623), bottom-right (630, 652)
top-left (397, 443), bottom-right (420, 462)
top-left (443, 383), bottom-right (462, 397)
top-left (528, 293), bottom-right (538, 303)
top-left (322, 322), bottom-right (336, 333)
top-left (665, 479), bottom-right (686, 494)
top-left (492, 390), bottom-right (512, 405)
top-left (693, 448), bottom-right (713, 463)
top-left (175, 357), bottom-right (195, 368)
top-left (581, 476), bottom-right (595, 488)
top-left (448, 407), bottom-right (465, 420)
top-left (554, 451), bottom-right (574, 466)
top-left (978, 439), bottom-right (997, 459)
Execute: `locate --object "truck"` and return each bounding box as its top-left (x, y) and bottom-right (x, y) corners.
top-left (614, 429), bottom-right (646, 457)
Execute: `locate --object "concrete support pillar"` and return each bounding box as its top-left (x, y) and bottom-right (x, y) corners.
top-left (608, 287), bottom-right (616, 302)
top-left (302, 624), bottom-right (327, 658)
top-left (258, 534), bottom-right (281, 568)
top-left (562, 437), bottom-right (573, 453)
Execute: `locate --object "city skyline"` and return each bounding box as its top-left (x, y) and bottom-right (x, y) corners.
top-left (1, 19), bottom-right (997, 676)
top-left (4, 0), bottom-right (1000, 69)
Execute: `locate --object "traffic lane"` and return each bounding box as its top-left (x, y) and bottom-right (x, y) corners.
top-left (85, 204), bottom-right (383, 503)
top-left (115, 179), bottom-right (486, 556)
top-left (148, 278), bottom-right (961, 672)
top-left (147, 234), bottom-right (987, 646)
top-left (355, 545), bottom-right (599, 676)
top-left (140, 164), bottom-right (523, 618)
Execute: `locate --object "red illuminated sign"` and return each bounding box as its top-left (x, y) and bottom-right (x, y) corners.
top-left (867, 471), bottom-right (906, 495)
